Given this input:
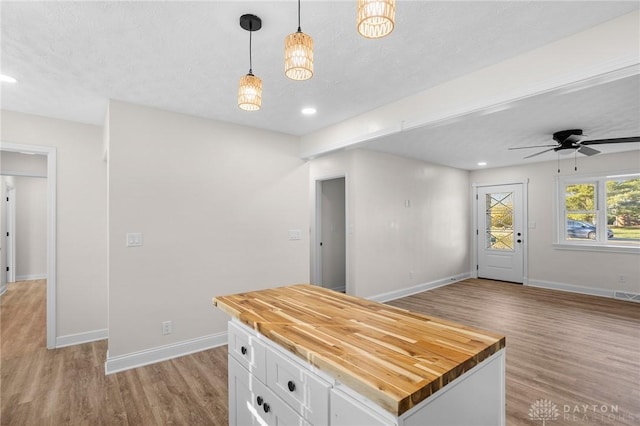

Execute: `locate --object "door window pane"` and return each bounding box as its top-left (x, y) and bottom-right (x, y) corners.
top-left (485, 192), bottom-right (514, 250)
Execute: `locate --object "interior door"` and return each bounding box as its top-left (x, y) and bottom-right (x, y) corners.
top-left (318, 178), bottom-right (346, 292)
top-left (476, 184), bottom-right (524, 283)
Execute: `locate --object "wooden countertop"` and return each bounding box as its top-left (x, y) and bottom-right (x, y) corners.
top-left (213, 284), bottom-right (505, 416)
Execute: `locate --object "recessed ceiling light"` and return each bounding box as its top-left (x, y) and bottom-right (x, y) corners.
top-left (477, 162), bottom-right (487, 166)
top-left (301, 107), bottom-right (316, 115)
top-left (0, 74), bottom-right (17, 84)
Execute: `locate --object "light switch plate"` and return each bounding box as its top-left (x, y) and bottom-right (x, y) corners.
top-left (288, 229), bottom-right (302, 240)
top-left (126, 232), bottom-right (143, 247)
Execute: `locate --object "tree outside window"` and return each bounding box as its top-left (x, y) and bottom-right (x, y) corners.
top-left (559, 174), bottom-right (640, 246)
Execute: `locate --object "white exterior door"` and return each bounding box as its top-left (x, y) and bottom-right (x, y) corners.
top-left (476, 184), bottom-right (524, 283)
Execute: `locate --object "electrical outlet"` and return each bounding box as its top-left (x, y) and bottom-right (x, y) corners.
top-left (162, 320), bottom-right (172, 335)
top-left (618, 275), bottom-right (627, 285)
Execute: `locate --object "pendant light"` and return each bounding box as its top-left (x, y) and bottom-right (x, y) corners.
top-left (284, 0), bottom-right (313, 80)
top-left (357, 0), bottom-right (396, 39)
top-left (238, 14), bottom-right (263, 111)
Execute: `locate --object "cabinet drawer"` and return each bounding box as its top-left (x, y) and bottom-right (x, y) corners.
top-left (266, 346), bottom-right (330, 426)
top-left (229, 356), bottom-right (309, 426)
top-left (228, 321), bottom-right (266, 383)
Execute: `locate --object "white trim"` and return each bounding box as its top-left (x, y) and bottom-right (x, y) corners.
top-left (0, 141), bottom-right (57, 349)
top-left (56, 328), bottom-right (108, 348)
top-left (552, 243), bottom-right (639, 254)
top-left (104, 332), bottom-right (227, 375)
top-left (6, 185), bottom-right (16, 283)
top-left (0, 170), bottom-right (47, 178)
top-left (526, 279), bottom-right (613, 299)
top-left (16, 274), bottom-right (48, 281)
top-left (367, 273), bottom-right (470, 303)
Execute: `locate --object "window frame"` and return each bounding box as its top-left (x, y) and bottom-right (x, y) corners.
top-left (555, 171), bottom-right (640, 253)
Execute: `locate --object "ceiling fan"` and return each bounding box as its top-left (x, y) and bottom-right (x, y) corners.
top-left (509, 129), bottom-right (640, 159)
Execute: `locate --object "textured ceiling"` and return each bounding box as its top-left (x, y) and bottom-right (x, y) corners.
top-left (366, 74), bottom-right (640, 170)
top-left (1, 1), bottom-right (639, 169)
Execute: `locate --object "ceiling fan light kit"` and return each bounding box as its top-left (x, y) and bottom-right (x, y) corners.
top-left (238, 14), bottom-right (263, 111)
top-left (285, 0), bottom-right (314, 81)
top-left (509, 129), bottom-right (640, 170)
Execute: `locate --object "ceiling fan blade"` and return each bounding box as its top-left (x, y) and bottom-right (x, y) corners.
top-left (508, 144), bottom-right (557, 150)
top-left (582, 136), bottom-right (640, 145)
top-left (523, 148), bottom-right (556, 159)
top-left (578, 145), bottom-right (600, 156)
top-left (566, 134), bottom-right (587, 143)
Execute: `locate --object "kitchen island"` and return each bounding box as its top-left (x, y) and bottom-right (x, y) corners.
top-left (213, 284), bottom-right (505, 426)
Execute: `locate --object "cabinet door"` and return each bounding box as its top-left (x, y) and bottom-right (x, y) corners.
top-left (229, 356), bottom-right (309, 426)
top-left (229, 356), bottom-right (260, 426)
top-left (330, 389), bottom-right (395, 426)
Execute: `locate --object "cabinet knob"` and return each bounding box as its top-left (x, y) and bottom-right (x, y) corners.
top-left (240, 346), bottom-right (247, 355)
top-left (287, 380), bottom-right (296, 392)
top-left (263, 403), bottom-right (270, 413)
top-left (256, 396), bottom-right (263, 406)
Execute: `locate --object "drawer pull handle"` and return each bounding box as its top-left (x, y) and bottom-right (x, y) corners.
top-left (256, 396), bottom-right (263, 406)
top-left (240, 346), bottom-right (247, 355)
top-left (287, 380), bottom-right (296, 392)
top-left (263, 403), bottom-right (270, 413)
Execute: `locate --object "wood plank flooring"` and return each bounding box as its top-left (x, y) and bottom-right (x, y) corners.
top-left (388, 279), bottom-right (640, 426)
top-left (2, 278), bottom-right (639, 425)
top-left (0, 280), bottom-right (229, 425)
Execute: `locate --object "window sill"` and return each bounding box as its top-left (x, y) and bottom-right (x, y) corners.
top-left (553, 243), bottom-right (640, 254)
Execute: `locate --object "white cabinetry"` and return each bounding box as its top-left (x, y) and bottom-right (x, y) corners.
top-left (228, 320), bottom-right (330, 426)
top-left (227, 319), bottom-right (505, 426)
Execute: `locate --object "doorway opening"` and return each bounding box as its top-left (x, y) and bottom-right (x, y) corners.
top-left (1, 143), bottom-right (57, 348)
top-left (313, 177), bottom-right (347, 293)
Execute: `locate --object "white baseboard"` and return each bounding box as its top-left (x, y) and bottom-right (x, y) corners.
top-left (15, 274), bottom-right (47, 281)
top-left (368, 273), bottom-right (471, 303)
top-left (105, 332), bottom-right (227, 375)
top-left (526, 279), bottom-right (614, 298)
top-left (56, 328), bottom-right (108, 348)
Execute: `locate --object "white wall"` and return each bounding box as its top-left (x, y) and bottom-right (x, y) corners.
top-left (1, 110), bottom-right (108, 338)
top-left (14, 176), bottom-right (47, 280)
top-left (310, 149), bottom-right (470, 299)
top-left (107, 101), bottom-right (310, 359)
top-left (470, 151), bottom-right (640, 294)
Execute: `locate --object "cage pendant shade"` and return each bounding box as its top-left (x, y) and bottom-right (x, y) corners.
top-left (357, 0), bottom-right (396, 39)
top-left (238, 73), bottom-right (262, 111)
top-left (285, 31), bottom-right (314, 80)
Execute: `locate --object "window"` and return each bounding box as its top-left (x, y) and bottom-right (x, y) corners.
top-left (557, 173), bottom-right (640, 250)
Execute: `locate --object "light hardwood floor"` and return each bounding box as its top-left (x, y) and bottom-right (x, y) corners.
top-left (1, 278), bottom-right (639, 425)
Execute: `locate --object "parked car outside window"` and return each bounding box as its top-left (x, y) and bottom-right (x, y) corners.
top-left (567, 220), bottom-right (614, 239)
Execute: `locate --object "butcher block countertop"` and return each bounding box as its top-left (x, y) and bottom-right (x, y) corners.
top-left (213, 284), bottom-right (505, 416)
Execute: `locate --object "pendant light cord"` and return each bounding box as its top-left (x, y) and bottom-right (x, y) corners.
top-left (249, 22), bottom-right (253, 74)
top-left (297, 0), bottom-right (302, 32)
